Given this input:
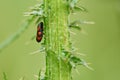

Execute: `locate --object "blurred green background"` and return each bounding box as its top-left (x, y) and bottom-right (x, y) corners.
top-left (0, 0), bottom-right (120, 80)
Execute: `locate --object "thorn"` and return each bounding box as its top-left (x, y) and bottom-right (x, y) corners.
top-left (81, 29), bottom-right (88, 35)
top-left (24, 12), bottom-right (30, 16)
top-left (82, 21), bottom-right (95, 24)
top-left (84, 64), bottom-right (94, 71)
top-left (29, 50), bottom-right (40, 55)
top-left (72, 47), bottom-right (78, 51)
top-left (76, 53), bottom-right (86, 56)
top-left (69, 31), bottom-right (76, 35)
top-left (34, 74), bottom-right (39, 79)
top-left (29, 48), bottom-right (45, 55)
top-left (75, 68), bottom-right (80, 76)
top-left (81, 59), bottom-right (94, 71)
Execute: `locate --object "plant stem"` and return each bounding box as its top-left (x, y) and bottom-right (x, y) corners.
top-left (44, 0), bottom-right (72, 80)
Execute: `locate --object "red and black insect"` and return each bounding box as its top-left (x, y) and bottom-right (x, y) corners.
top-left (36, 22), bottom-right (43, 42)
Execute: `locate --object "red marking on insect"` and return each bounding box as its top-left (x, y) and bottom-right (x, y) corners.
top-left (37, 32), bottom-right (42, 36)
top-left (36, 22), bottom-right (43, 42)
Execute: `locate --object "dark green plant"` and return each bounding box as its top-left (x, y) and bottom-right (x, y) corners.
top-left (0, 0), bottom-right (92, 80)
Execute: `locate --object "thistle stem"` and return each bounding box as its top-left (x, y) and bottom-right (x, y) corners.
top-left (44, 0), bottom-right (72, 80)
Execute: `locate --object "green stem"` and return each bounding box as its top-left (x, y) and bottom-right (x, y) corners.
top-left (44, 0), bottom-right (72, 80)
top-left (0, 16), bottom-right (35, 52)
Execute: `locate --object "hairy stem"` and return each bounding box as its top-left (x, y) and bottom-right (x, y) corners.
top-left (44, 0), bottom-right (72, 80)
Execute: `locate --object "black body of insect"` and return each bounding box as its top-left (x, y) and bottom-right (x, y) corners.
top-left (36, 22), bottom-right (43, 42)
